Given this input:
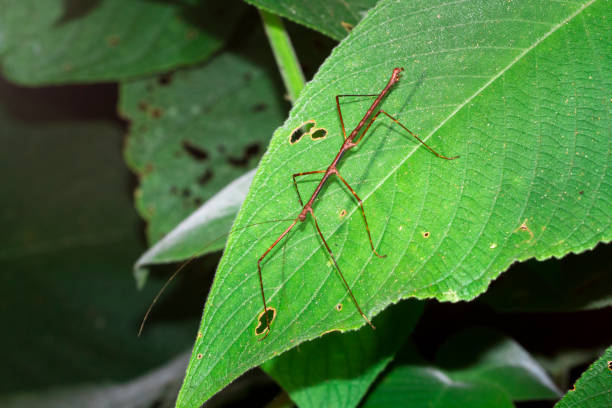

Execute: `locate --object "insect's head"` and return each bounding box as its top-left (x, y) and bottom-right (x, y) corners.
top-left (392, 67), bottom-right (405, 82)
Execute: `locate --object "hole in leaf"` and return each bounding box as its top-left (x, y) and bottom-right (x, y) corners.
top-left (335, 303), bottom-right (343, 311)
top-left (341, 21), bottom-right (354, 33)
top-left (310, 128), bottom-right (328, 140)
top-left (255, 307), bottom-right (276, 336)
top-left (198, 168), bottom-right (213, 185)
top-left (158, 72), bottom-right (173, 86)
top-left (289, 120), bottom-right (315, 144)
top-left (422, 231), bottom-right (430, 239)
top-left (182, 140), bottom-right (209, 161)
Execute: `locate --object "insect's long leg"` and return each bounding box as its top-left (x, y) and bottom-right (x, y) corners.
top-left (257, 218), bottom-right (299, 339)
top-left (293, 171), bottom-right (326, 206)
top-left (356, 110), bottom-right (459, 160)
top-left (336, 94), bottom-right (379, 140)
top-left (309, 209), bottom-right (376, 330)
top-left (335, 172), bottom-right (386, 259)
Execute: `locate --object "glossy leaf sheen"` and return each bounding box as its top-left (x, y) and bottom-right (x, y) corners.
top-left (363, 330), bottom-right (559, 407)
top-left (132, 170), bottom-right (255, 288)
top-left (0, 0), bottom-right (243, 84)
top-left (178, 1), bottom-right (612, 406)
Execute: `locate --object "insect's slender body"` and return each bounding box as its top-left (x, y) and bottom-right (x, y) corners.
top-left (257, 68), bottom-right (457, 338)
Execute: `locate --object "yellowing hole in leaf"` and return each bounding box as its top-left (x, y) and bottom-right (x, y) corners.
top-left (516, 218), bottom-right (534, 240)
top-left (608, 360), bottom-right (612, 370)
top-left (422, 231), bottom-right (430, 239)
top-left (310, 128), bottom-right (328, 140)
top-left (197, 332), bottom-right (203, 339)
top-left (341, 21), bottom-right (354, 33)
top-left (321, 329), bottom-right (341, 336)
top-left (339, 209), bottom-right (347, 218)
top-left (335, 303), bottom-right (343, 311)
top-left (255, 307), bottom-right (276, 336)
top-left (289, 120), bottom-right (315, 144)
top-left (197, 353), bottom-right (203, 360)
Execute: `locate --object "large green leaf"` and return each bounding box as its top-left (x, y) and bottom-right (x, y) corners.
top-left (434, 329), bottom-right (560, 401)
top-left (555, 346), bottom-right (612, 407)
top-left (245, 0), bottom-right (378, 41)
top-left (177, 1), bottom-right (612, 406)
top-left (121, 49), bottom-right (287, 247)
top-left (262, 300), bottom-right (423, 408)
top-left (362, 330), bottom-right (559, 407)
top-left (0, 0), bottom-right (244, 85)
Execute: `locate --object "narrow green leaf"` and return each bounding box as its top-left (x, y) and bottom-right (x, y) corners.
top-left (262, 300), bottom-right (423, 408)
top-left (133, 169), bottom-right (255, 288)
top-left (120, 50), bottom-right (287, 246)
top-left (555, 346), bottom-right (612, 407)
top-left (178, 1), bottom-right (611, 406)
top-left (245, 0), bottom-right (378, 40)
top-left (0, 0), bottom-right (244, 84)
top-left (259, 10), bottom-right (305, 103)
top-left (362, 356), bottom-right (514, 407)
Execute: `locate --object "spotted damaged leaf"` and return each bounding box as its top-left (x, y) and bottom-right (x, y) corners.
top-left (121, 51), bottom-right (287, 247)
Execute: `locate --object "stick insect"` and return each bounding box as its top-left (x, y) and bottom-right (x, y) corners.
top-left (257, 67), bottom-right (458, 339)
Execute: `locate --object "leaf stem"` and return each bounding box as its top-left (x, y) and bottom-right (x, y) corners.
top-left (258, 9), bottom-right (305, 103)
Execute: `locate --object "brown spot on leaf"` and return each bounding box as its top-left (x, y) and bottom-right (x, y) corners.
top-left (227, 143), bottom-right (261, 167)
top-left (198, 169), bottom-right (213, 185)
top-left (251, 103), bottom-right (268, 113)
top-left (151, 107), bottom-right (163, 119)
top-left (158, 73), bottom-right (173, 86)
top-left (107, 35), bottom-right (120, 46)
top-left (516, 218), bottom-right (534, 240)
top-left (182, 140), bottom-right (209, 161)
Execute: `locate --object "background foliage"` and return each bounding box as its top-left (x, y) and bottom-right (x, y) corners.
top-left (1, 1), bottom-right (610, 408)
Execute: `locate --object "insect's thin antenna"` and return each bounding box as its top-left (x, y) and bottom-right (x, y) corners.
top-left (138, 259), bottom-right (192, 337)
top-left (138, 217), bottom-right (297, 337)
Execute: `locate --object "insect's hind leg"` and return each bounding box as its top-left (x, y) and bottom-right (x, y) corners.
top-left (309, 209), bottom-right (375, 330)
top-left (335, 171), bottom-right (386, 258)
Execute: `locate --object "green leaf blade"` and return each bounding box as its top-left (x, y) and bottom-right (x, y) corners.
top-left (555, 346), bottom-right (612, 408)
top-left (0, 0), bottom-right (244, 84)
top-left (262, 300), bottom-right (423, 408)
top-left (177, 1), bottom-right (612, 406)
